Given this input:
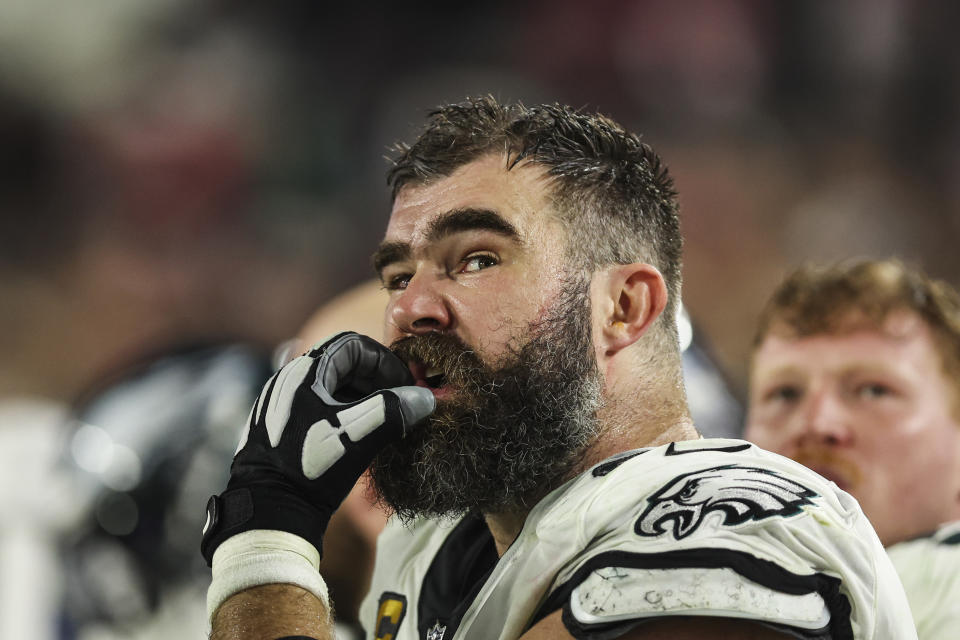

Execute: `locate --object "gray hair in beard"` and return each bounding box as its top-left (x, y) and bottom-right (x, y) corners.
top-left (371, 272), bottom-right (602, 520)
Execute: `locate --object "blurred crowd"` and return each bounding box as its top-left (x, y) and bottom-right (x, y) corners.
top-left (2, 1), bottom-right (960, 638)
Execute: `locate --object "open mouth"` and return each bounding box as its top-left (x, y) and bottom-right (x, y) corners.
top-left (423, 366), bottom-right (447, 389)
top-left (408, 360), bottom-right (449, 390)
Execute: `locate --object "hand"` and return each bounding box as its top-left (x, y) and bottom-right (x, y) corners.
top-left (200, 332), bottom-right (434, 564)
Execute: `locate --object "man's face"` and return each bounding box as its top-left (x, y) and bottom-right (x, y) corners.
top-left (377, 153), bottom-right (574, 365)
top-left (745, 311), bottom-right (960, 546)
top-left (369, 154), bottom-right (602, 518)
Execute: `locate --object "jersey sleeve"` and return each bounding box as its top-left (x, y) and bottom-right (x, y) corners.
top-left (533, 440), bottom-right (912, 640)
top-left (887, 522), bottom-right (960, 640)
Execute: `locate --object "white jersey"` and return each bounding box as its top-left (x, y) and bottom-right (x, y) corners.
top-left (887, 521), bottom-right (960, 640)
top-left (360, 439), bottom-right (916, 640)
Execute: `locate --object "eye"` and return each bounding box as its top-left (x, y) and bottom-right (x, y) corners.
top-left (855, 383), bottom-right (893, 400)
top-left (381, 272), bottom-right (412, 291)
top-left (765, 385), bottom-right (802, 403)
top-left (459, 253), bottom-right (498, 274)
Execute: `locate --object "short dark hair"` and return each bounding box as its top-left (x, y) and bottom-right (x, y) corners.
top-left (387, 95), bottom-right (683, 345)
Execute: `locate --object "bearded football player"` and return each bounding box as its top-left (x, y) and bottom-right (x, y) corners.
top-left (200, 97), bottom-right (917, 639)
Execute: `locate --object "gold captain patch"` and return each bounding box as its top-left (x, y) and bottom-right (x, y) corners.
top-left (374, 592), bottom-right (407, 640)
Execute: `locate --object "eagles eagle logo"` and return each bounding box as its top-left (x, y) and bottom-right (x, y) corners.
top-left (635, 465), bottom-right (818, 540)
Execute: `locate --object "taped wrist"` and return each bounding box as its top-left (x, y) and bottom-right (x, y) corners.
top-left (206, 530), bottom-right (329, 623)
top-left (201, 485), bottom-right (332, 566)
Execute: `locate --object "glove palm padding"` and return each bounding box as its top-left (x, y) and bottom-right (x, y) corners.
top-left (200, 332), bottom-right (434, 565)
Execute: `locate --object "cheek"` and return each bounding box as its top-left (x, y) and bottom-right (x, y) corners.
top-left (864, 403), bottom-right (948, 442)
top-left (873, 441), bottom-right (957, 523)
top-left (912, 424), bottom-right (960, 467)
top-left (448, 288), bottom-right (538, 354)
top-left (862, 420), bottom-right (959, 489)
top-left (382, 306), bottom-right (400, 342)
top-left (477, 272), bottom-right (555, 319)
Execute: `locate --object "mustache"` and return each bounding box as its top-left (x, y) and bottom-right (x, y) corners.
top-left (389, 333), bottom-right (490, 389)
top-left (791, 448), bottom-right (863, 489)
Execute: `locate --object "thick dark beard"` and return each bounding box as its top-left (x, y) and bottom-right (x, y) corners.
top-left (370, 275), bottom-right (602, 520)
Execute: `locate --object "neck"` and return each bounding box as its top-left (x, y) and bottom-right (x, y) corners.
top-left (485, 510), bottom-right (527, 556)
top-left (482, 408), bottom-right (699, 557)
top-left (592, 397), bottom-right (699, 455)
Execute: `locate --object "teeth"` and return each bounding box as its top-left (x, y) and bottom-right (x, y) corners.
top-left (425, 366), bottom-right (443, 378)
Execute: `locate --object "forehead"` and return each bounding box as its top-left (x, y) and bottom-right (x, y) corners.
top-left (752, 312), bottom-right (942, 378)
top-left (384, 154), bottom-right (558, 243)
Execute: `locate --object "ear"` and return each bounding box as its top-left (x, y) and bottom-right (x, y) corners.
top-left (594, 263), bottom-right (669, 356)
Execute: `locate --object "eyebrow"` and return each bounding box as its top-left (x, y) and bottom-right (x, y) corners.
top-left (426, 207), bottom-right (520, 243)
top-left (372, 242), bottom-right (410, 276)
top-left (751, 365), bottom-right (804, 383)
top-left (372, 207), bottom-right (522, 276)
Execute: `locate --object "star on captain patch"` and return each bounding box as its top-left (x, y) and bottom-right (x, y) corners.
top-left (426, 621), bottom-right (447, 640)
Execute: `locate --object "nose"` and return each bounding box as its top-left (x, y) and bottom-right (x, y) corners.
top-left (799, 387), bottom-right (853, 447)
top-left (387, 272), bottom-right (453, 337)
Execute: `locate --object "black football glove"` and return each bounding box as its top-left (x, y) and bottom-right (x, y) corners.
top-left (200, 331), bottom-right (434, 565)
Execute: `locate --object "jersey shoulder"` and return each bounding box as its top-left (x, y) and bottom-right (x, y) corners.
top-left (538, 438), bottom-right (859, 550)
top-left (532, 439), bottom-right (915, 640)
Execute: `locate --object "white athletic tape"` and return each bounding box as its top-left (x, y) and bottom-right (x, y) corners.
top-left (207, 530), bottom-right (329, 623)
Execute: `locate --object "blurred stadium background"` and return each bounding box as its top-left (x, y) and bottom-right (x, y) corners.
top-left (1, 1), bottom-right (959, 638)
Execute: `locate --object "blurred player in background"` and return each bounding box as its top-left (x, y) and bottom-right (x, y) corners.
top-left (60, 281), bottom-right (399, 640)
top-left (57, 284), bottom-right (391, 640)
top-left (746, 259), bottom-right (960, 639)
top-left (62, 342), bottom-right (273, 640)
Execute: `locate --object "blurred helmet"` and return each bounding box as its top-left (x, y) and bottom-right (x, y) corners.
top-left (60, 342), bottom-right (273, 630)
